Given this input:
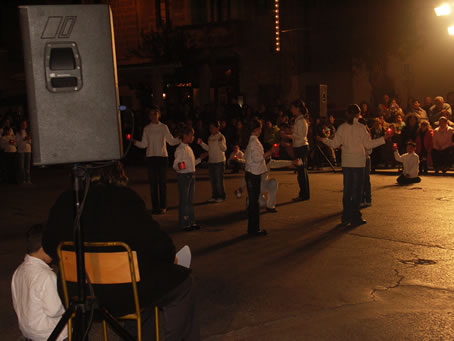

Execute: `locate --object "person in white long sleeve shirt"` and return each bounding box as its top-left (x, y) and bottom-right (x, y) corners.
top-left (244, 119), bottom-right (278, 236)
top-left (393, 141), bottom-right (421, 184)
top-left (319, 104), bottom-right (391, 227)
top-left (173, 126), bottom-right (207, 231)
top-left (198, 120), bottom-right (227, 202)
top-left (11, 224), bottom-right (67, 341)
top-left (288, 100), bottom-right (311, 201)
top-left (134, 106), bottom-right (180, 214)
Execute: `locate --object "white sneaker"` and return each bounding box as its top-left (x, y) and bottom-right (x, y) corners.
top-left (215, 198), bottom-right (225, 203)
top-left (235, 189), bottom-right (242, 199)
top-left (207, 198), bottom-right (217, 203)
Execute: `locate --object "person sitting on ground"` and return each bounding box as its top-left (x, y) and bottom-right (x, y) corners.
top-left (429, 96), bottom-right (452, 126)
top-left (227, 144), bottom-right (246, 173)
top-left (11, 224), bottom-right (68, 341)
top-left (393, 141), bottom-right (421, 184)
top-left (432, 116), bottom-right (454, 174)
top-left (42, 162), bottom-right (200, 341)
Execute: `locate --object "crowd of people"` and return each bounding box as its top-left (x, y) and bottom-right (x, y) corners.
top-left (6, 93), bottom-right (454, 340)
top-left (0, 114), bottom-right (32, 185)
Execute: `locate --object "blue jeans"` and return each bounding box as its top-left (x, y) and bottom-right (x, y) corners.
top-left (208, 162), bottom-right (225, 199)
top-left (177, 173), bottom-right (195, 229)
top-left (342, 167), bottom-right (365, 223)
top-left (362, 157), bottom-right (371, 203)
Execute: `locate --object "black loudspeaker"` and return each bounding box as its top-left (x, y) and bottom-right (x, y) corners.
top-left (306, 84), bottom-right (328, 118)
top-left (19, 4), bottom-right (123, 165)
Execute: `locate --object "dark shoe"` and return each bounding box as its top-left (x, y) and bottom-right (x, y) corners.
top-left (265, 207), bottom-right (278, 213)
top-left (337, 221), bottom-right (350, 227)
top-left (248, 229), bottom-right (268, 236)
top-left (292, 196), bottom-right (306, 202)
top-left (190, 224), bottom-right (201, 230)
top-left (151, 209), bottom-right (161, 215)
top-left (350, 219), bottom-right (367, 227)
top-left (183, 226), bottom-right (194, 232)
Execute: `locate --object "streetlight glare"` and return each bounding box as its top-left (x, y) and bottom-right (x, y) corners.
top-left (435, 3), bottom-right (451, 16)
top-left (448, 25), bottom-right (454, 35)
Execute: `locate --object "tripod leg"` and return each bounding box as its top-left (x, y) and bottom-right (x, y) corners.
top-left (48, 302), bottom-right (76, 341)
top-left (317, 144), bottom-right (336, 173)
top-left (98, 308), bottom-right (136, 341)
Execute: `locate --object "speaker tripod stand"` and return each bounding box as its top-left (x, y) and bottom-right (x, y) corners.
top-left (48, 165), bottom-right (135, 341)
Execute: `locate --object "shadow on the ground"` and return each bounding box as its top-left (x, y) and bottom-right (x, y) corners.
top-left (196, 209), bottom-right (247, 227)
top-left (193, 234), bottom-right (251, 257)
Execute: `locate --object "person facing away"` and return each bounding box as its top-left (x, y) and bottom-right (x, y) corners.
top-left (42, 162), bottom-right (200, 341)
top-left (319, 104), bottom-right (389, 227)
top-left (393, 141), bottom-right (421, 184)
top-left (11, 224), bottom-right (68, 341)
top-left (198, 120), bottom-right (227, 203)
top-left (134, 105), bottom-right (180, 215)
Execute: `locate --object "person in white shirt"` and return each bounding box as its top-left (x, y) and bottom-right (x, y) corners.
top-left (198, 120), bottom-right (227, 203)
top-left (16, 119), bottom-right (32, 185)
top-left (134, 106), bottom-right (180, 214)
top-left (173, 125), bottom-right (207, 231)
top-left (227, 144), bottom-right (245, 173)
top-left (393, 141), bottom-right (421, 184)
top-left (11, 224), bottom-right (68, 341)
top-left (290, 99), bottom-right (310, 202)
top-left (319, 104), bottom-right (391, 227)
top-left (244, 119), bottom-right (278, 236)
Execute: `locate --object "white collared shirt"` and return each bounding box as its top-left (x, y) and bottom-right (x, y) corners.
top-left (11, 255), bottom-right (67, 341)
top-left (173, 143), bottom-right (201, 173)
top-left (394, 151), bottom-right (419, 178)
top-left (292, 115), bottom-right (309, 147)
top-left (322, 118), bottom-right (385, 167)
top-left (134, 121), bottom-right (180, 157)
top-left (245, 135), bottom-right (267, 175)
top-left (200, 132), bottom-right (227, 163)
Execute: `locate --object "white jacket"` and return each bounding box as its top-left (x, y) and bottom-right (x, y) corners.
top-left (134, 122), bottom-right (180, 157)
top-left (322, 118), bottom-right (385, 167)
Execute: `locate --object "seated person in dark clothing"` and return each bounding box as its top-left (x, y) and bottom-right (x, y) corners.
top-left (42, 162), bottom-right (199, 341)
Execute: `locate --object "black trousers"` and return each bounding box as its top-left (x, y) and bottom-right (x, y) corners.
top-left (245, 171), bottom-right (261, 233)
top-left (146, 157), bottom-right (168, 210)
top-left (294, 145), bottom-right (310, 200)
top-left (125, 275), bottom-right (200, 341)
top-left (397, 174), bottom-right (421, 185)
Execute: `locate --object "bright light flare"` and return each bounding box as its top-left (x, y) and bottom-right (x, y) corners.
top-left (448, 25), bottom-right (454, 35)
top-left (435, 3), bottom-right (452, 16)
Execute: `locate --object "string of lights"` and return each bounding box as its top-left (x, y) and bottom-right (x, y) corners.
top-left (275, 0), bottom-right (280, 51)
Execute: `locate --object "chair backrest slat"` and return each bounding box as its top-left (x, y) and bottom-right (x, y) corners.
top-left (60, 250), bottom-right (140, 284)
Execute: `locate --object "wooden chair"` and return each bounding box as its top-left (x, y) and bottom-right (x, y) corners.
top-left (57, 241), bottom-right (159, 341)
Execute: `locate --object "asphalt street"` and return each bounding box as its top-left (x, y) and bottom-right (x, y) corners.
top-left (1, 165), bottom-right (454, 340)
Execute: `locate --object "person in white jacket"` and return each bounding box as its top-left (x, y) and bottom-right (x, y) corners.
top-left (198, 120), bottom-right (227, 202)
top-left (319, 104), bottom-right (392, 227)
top-left (173, 125), bottom-right (207, 231)
top-left (393, 141), bottom-right (421, 185)
top-left (134, 106), bottom-right (180, 214)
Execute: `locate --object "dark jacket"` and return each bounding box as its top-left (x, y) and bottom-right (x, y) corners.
top-left (43, 183), bottom-right (190, 316)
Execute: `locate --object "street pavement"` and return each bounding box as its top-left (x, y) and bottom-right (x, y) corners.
top-left (1, 165), bottom-right (454, 340)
